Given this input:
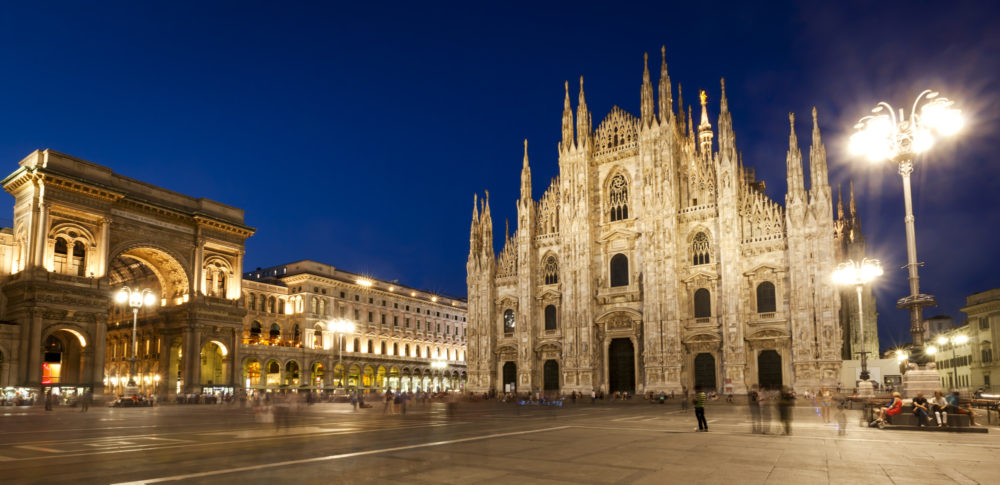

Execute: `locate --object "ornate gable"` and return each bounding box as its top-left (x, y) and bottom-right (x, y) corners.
top-left (594, 106), bottom-right (639, 160)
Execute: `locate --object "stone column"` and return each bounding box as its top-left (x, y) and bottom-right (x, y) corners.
top-left (25, 312), bottom-right (42, 386)
top-left (90, 321), bottom-right (107, 395)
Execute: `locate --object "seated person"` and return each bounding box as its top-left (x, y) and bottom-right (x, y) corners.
top-left (873, 391), bottom-right (902, 425)
top-left (930, 390), bottom-right (948, 427)
top-left (912, 392), bottom-right (930, 426)
top-left (946, 391), bottom-right (977, 425)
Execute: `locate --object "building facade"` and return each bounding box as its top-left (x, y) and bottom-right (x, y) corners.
top-left (0, 150), bottom-right (466, 401)
top-left (931, 288), bottom-right (1000, 392)
top-left (466, 48), bottom-right (875, 396)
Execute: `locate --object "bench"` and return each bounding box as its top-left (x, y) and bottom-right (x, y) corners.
top-left (883, 404), bottom-right (987, 433)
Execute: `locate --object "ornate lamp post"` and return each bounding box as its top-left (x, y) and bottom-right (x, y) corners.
top-left (849, 91), bottom-right (962, 347)
top-left (114, 286), bottom-right (158, 393)
top-left (329, 318), bottom-right (355, 388)
top-left (927, 334), bottom-right (968, 389)
top-left (833, 258), bottom-right (883, 384)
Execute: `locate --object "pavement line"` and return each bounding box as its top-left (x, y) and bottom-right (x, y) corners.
top-left (110, 425), bottom-right (571, 485)
top-left (16, 445), bottom-right (63, 453)
top-left (0, 455), bottom-right (16, 461)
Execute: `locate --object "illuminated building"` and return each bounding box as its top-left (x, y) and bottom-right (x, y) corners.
top-left (466, 48), bottom-right (875, 395)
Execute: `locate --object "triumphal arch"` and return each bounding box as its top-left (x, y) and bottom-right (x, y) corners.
top-left (0, 149), bottom-right (253, 398)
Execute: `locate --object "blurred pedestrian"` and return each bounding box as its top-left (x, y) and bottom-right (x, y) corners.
top-left (779, 386), bottom-right (795, 435)
top-left (80, 391), bottom-right (91, 412)
top-left (694, 387), bottom-right (708, 432)
top-left (748, 385), bottom-right (761, 433)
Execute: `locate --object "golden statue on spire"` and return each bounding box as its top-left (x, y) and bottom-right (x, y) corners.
top-left (699, 89), bottom-right (707, 106)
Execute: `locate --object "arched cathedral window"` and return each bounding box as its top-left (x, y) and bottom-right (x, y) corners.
top-left (756, 282), bottom-right (776, 313)
top-left (692, 232), bottom-right (711, 265)
top-left (694, 288), bottom-right (711, 318)
top-left (544, 305), bottom-right (557, 330)
top-left (543, 256), bottom-right (558, 285)
top-left (503, 309), bottom-right (515, 335)
top-left (608, 174), bottom-right (629, 222)
top-left (610, 254), bottom-right (629, 287)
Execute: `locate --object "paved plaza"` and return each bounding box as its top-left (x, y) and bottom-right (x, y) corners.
top-left (0, 400), bottom-right (997, 484)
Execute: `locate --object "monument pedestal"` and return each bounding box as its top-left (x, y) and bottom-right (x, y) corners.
top-left (857, 379), bottom-right (874, 398)
top-left (902, 363), bottom-right (939, 398)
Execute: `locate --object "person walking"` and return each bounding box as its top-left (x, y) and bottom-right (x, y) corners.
top-left (778, 386), bottom-right (795, 435)
top-left (694, 388), bottom-right (708, 432)
top-left (748, 385), bottom-right (761, 433)
top-left (80, 391), bottom-right (91, 412)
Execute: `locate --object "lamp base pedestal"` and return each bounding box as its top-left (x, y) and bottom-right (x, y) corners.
top-left (902, 365), bottom-right (940, 399)
top-left (857, 380), bottom-right (875, 398)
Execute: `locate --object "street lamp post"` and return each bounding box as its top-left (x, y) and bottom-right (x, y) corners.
top-left (329, 319), bottom-right (355, 388)
top-left (833, 258), bottom-right (883, 384)
top-left (928, 334), bottom-right (968, 390)
top-left (849, 90), bottom-right (963, 347)
top-left (114, 286), bottom-right (158, 393)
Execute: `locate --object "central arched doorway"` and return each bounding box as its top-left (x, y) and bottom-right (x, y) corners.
top-left (758, 350), bottom-right (782, 389)
top-left (502, 361), bottom-right (517, 393)
top-left (694, 353), bottom-right (716, 391)
top-left (543, 360), bottom-right (559, 392)
top-left (608, 338), bottom-right (635, 394)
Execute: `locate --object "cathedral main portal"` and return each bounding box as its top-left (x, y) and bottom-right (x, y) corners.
top-left (608, 338), bottom-right (635, 394)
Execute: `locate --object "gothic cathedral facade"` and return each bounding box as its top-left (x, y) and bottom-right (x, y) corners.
top-left (466, 48), bottom-right (876, 396)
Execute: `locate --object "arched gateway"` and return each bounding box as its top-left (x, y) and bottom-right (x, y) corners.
top-left (0, 150), bottom-right (253, 397)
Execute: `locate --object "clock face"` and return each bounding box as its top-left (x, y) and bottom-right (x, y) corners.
top-left (504, 310), bottom-right (515, 332)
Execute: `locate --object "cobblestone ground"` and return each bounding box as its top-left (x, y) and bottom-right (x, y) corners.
top-left (1, 399), bottom-right (997, 484)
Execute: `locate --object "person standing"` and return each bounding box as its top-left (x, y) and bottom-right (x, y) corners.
top-left (819, 387), bottom-right (833, 424)
top-left (80, 391), bottom-right (91, 412)
top-left (694, 388), bottom-right (708, 432)
top-left (748, 385), bottom-right (761, 433)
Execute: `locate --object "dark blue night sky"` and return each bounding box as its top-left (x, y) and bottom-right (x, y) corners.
top-left (0, 1), bottom-right (997, 352)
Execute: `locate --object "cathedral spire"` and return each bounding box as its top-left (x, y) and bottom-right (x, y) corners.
top-left (676, 83), bottom-right (685, 133)
top-left (576, 76), bottom-right (591, 149)
top-left (687, 105), bottom-right (694, 141)
top-left (520, 139), bottom-right (532, 201)
top-left (697, 89), bottom-right (713, 155)
top-left (658, 45), bottom-right (672, 124)
top-left (561, 81), bottom-right (574, 151)
top-left (808, 107), bottom-right (829, 192)
top-left (481, 190), bottom-right (493, 255)
top-left (470, 193), bottom-right (480, 251)
top-left (640, 52), bottom-right (654, 127)
top-left (837, 183), bottom-right (844, 220)
top-left (717, 78), bottom-right (735, 158)
top-left (786, 113), bottom-right (806, 200)
top-left (849, 179), bottom-right (857, 217)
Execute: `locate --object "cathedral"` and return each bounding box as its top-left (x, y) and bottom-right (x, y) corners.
top-left (466, 47), bottom-right (877, 396)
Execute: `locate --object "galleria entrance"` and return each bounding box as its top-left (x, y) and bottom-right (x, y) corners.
top-left (694, 353), bottom-right (716, 391)
top-left (0, 150), bottom-right (252, 395)
top-left (757, 350), bottom-right (782, 389)
top-left (608, 338), bottom-right (635, 394)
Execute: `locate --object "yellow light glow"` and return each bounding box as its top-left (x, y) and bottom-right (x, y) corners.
top-left (388, 286), bottom-right (394, 292)
top-left (926, 346), bottom-right (937, 355)
top-left (431, 296), bottom-right (438, 302)
top-left (937, 336), bottom-right (948, 345)
top-left (955, 335), bottom-right (969, 345)
top-left (115, 289), bottom-right (129, 303)
top-left (357, 279), bottom-right (372, 287)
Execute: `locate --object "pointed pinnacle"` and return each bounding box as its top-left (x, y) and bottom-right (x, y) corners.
top-left (564, 81), bottom-right (570, 108)
top-left (643, 52), bottom-right (650, 82)
top-left (788, 112), bottom-right (798, 148)
top-left (523, 139), bottom-right (529, 168)
top-left (720, 78), bottom-right (728, 112)
top-left (811, 106), bottom-right (822, 144)
top-left (579, 76), bottom-right (586, 104)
